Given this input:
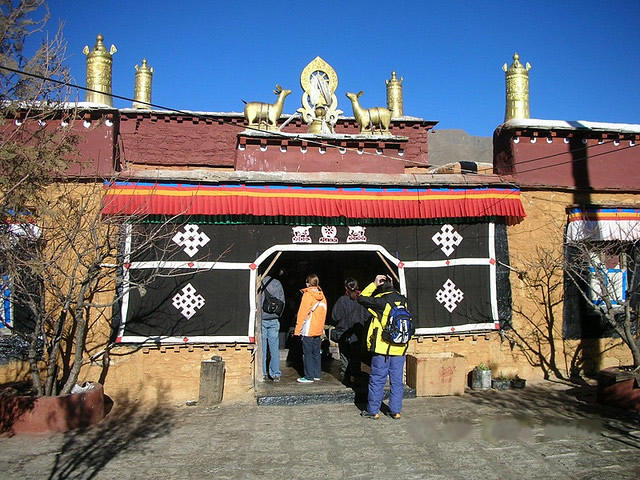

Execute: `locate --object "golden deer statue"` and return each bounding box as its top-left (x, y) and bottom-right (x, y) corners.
top-left (243, 85), bottom-right (292, 131)
top-left (345, 91), bottom-right (392, 135)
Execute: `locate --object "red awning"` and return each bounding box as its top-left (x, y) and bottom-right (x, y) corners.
top-left (102, 182), bottom-right (526, 222)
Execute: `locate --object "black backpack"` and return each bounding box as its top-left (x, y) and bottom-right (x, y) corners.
top-left (261, 278), bottom-right (284, 316)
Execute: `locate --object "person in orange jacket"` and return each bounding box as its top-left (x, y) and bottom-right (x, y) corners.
top-left (294, 273), bottom-right (327, 383)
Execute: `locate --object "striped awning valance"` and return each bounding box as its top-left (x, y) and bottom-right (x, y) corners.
top-left (566, 207), bottom-right (640, 242)
top-left (101, 182), bottom-right (526, 222)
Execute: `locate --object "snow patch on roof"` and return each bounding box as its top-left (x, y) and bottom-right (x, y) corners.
top-left (505, 118), bottom-right (640, 134)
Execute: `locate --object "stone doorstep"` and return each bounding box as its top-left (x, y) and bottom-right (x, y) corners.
top-left (256, 385), bottom-right (416, 407)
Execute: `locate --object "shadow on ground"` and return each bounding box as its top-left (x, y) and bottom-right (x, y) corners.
top-left (464, 381), bottom-right (640, 445)
top-left (46, 391), bottom-right (176, 480)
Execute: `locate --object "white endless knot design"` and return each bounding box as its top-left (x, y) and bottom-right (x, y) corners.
top-left (172, 284), bottom-right (205, 319)
top-left (432, 224), bottom-right (463, 257)
top-left (172, 224), bottom-right (210, 257)
top-left (436, 279), bottom-right (464, 313)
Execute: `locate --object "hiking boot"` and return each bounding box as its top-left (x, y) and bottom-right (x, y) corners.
top-left (297, 377), bottom-right (314, 383)
top-left (388, 412), bottom-right (401, 420)
top-left (361, 411), bottom-right (380, 420)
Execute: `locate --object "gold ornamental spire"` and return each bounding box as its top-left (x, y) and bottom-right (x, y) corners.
top-left (385, 71), bottom-right (404, 117)
top-left (83, 34), bottom-right (117, 106)
top-left (297, 57), bottom-right (342, 134)
top-left (502, 53), bottom-right (531, 121)
top-left (133, 59), bottom-right (154, 109)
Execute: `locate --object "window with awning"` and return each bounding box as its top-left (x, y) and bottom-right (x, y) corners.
top-left (563, 206), bottom-right (640, 339)
top-left (566, 207), bottom-right (640, 242)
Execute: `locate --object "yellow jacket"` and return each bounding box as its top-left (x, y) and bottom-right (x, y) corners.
top-left (295, 287), bottom-right (327, 337)
top-left (357, 282), bottom-right (408, 356)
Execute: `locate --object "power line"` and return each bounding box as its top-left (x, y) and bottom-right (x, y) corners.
top-left (1, 64), bottom-right (637, 176)
top-left (0, 64), bottom-right (424, 166)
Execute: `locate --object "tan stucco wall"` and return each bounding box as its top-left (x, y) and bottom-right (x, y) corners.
top-left (3, 188), bottom-right (637, 402)
top-left (84, 344), bottom-right (255, 406)
top-left (504, 190), bottom-right (638, 378)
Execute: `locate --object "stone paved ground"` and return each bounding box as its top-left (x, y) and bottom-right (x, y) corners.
top-left (0, 381), bottom-right (639, 480)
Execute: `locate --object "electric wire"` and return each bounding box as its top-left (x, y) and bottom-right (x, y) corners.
top-left (1, 64), bottom-right (638, 177)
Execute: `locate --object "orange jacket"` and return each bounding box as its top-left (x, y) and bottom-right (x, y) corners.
top-left (295, 287), bottom-right (327, 337)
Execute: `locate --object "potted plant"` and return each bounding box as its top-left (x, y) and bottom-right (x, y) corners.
top-left (471, 363), bottom-right (492, 390)
top-left (491, 375), bottom-right (510, 390)
top-left (510, 375), bottom-right (526, 389)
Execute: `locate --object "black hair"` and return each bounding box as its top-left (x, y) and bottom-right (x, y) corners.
top-left (344, 277), bottom-right (359, 291)
top-left (379, 278), bottom-right (394, 292)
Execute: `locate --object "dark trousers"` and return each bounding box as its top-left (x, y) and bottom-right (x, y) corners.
top-left (301, 336), bottom-right (322, 379)
top-left (339, 340), bottom-right (362, 382)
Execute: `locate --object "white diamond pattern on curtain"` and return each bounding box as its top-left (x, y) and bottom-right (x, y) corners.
top-left (432, 224), bottom-right (463, 257)
top-left (172, 283), bottom-right (205, 319)
top-left (436, 279), bottom-right (464, 313)
top-left (172, 224), bottom-right (211, 257)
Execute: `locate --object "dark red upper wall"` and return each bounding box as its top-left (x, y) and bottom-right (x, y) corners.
top-left (494, 123), bottom-right (640, 191)
top-left (0, 109), bottom-right (116, 178)
top-left (118, 111), bottom-right (434, 172)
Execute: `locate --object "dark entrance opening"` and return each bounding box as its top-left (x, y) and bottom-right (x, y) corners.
top-left (260, 249), bottom-right (391, 342)
top-left (257, 249), bottom-right (395, 398)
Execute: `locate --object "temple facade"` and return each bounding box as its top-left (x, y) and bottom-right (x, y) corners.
top-left (1, 44), bottom-right (638, 405)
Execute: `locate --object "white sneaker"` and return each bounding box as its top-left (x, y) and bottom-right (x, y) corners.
top-left (313, 377), bottom-right (321, 380)
top-left (297, 377), bottom-right (314, 383)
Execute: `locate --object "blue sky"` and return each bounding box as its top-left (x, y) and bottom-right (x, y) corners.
top-left (42, 0), bottom-right (640, 137)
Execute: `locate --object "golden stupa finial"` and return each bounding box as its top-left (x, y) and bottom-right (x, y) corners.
top-left (83, 34), bottom-right (117, 106)
top-left (502, 52), bottom-right (531, 121)
top-left (386, 71), bottom-right (404, 117)
top-left (296, 57), bottom-right (342, 134)
top-left (133, 58), bottom-right (154, 109)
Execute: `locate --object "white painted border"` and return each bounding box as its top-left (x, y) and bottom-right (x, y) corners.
top-left (121, 335), bottom-right (251, 343)
top-left (118, 224), bottom-right (500, 343)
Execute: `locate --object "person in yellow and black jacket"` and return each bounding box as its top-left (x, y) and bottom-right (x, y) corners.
top-left (357, 274), bottom-right (409, 420)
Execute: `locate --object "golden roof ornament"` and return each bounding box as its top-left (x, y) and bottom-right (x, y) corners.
top-left (346, 91), bottom-right (392, 135)
top-left (133, 59), bottom-right (154, 109)
top-left (297, 57), bottom-right (342, 134)
top-left (243, 84), bottom-right (292, 131)
top-left (83, 34), bottom-right (117, 106)
top-left (386, 71), bottom-right (404, 117)
top-left (502, 52), bottom-right (531, 121)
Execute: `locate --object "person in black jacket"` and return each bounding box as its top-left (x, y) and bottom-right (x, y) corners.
top-left (330, 277), bottom-right (368, 386)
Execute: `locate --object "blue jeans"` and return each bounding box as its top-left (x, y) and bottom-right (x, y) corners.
top-left (262, 319), bottom-right (281, 378)
top-left (367, 354), bottom-right (405, 415)
top-left (301, 336), bottom-right (322, 379)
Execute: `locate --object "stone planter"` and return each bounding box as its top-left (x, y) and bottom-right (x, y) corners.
top-left (597, 367), bottom-right (640, 411)
top-left (471, 368), bottom-right (492, 390)
top-left (510, 378), bottom-right (526, 389)
top-left (491, 378), bottom-right (510, 390)
top-left (0, 382), bottom-right (105, 435)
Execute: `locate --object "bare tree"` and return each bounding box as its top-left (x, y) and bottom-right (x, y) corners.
top-left (0, 2), bottom-right (206, 396)
top-left (1, 0), bottom-right (78, 214)
top-left (504, 244), bottom-right (571, 380)
top-left (506, 212), bottom-right (640, 379)
top-left (1, 177), bottom-right (207, 396)
top-left (564, 237), bottom-right (640, 370)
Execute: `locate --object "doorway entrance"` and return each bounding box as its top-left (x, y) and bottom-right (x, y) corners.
top-left (254, 245), bottom-right (400, 397)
